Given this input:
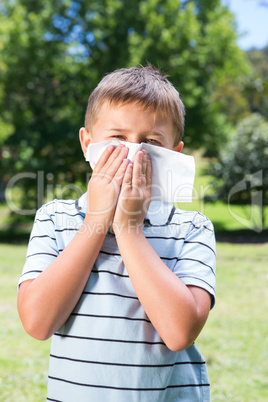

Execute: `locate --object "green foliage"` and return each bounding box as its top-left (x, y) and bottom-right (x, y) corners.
top-left (127, 0), bottom-right (250, 153)
top-left (244, 46), bottom-right (268, 119)
top-left (0, 0), bottom-right (251, 209)
top-left (209, 114), bottom-right (268, 220)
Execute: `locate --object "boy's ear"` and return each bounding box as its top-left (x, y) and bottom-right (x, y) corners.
top-left (174, 141), bottom-right (184, 153)
top-left (79, 127), bottom-right (92, 158)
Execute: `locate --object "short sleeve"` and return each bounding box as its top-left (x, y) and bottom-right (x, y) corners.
top-left (173, 212), bottom-right (216, 308)
top-left (18, 206), bottom-right (59, 287)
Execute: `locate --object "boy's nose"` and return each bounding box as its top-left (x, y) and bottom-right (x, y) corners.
top-left (121, 141), bottom-right (142, 162)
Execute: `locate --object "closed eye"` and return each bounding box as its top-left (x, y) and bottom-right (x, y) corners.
top-left (145, 138), bottom-right (162, 146)
top-left (109, 134), bottom-right (127, 141)
top-left (106, 130), bottom-right (163, 146)
top-left (111, 136), bottom-right (161, 146)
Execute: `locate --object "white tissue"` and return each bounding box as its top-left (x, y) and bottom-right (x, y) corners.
top-left (86, 140), bottom-right (195, 202)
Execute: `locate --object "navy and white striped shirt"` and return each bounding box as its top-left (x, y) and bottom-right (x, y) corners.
top-left (19, 194), bottom-right (216, 401)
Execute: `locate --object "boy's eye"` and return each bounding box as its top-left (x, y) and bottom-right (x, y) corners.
top-left (111, 135), bottom-right (126, 140)
top-left (145, 138), bottom-right (161, 145)
top-left (109, 135), bottom-right (161, 146)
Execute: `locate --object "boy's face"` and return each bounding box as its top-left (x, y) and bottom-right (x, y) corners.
top-left (80, 101), bottom-right (183, 157)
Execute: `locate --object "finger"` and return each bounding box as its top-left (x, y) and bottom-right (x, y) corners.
top-left (141, 151), bottom-right (147, 176)
top-left (116, 163), bottom-right (133, 212)
top-left (95, 145), bottom-right (129, 179)
top-left (112, 158), bottom-right (129, 187)
top-left (145, 154), bottom-right (152, 187)
top-left (93, 145), bottom-right (115, 173)
top-left (94, 144), bottom-right (126, 172)
top-left (122, 163), bottom-right (133, 189)
top-left (132, 151), bottom-right (143, 188)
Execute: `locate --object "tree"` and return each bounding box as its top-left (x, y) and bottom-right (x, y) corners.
top-left (209, 113), bottom-right (268, 229)
top-left (126, 0), bottom-right (251, 152)
top-left (0, 0), bottom-right (250, 213)
top-left (0, 0), bottom-right (90, 211)
top-left (244, 46), bottom-right (268, 119)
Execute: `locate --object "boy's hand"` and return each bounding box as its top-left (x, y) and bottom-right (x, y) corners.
top-left (112, 150), bottom-right (152, 236)
top-left (86, 144), bottom-right (129, 230)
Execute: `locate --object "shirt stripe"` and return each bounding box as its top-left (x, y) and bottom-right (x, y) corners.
top-left (48, 375), bottom-right (209, 391)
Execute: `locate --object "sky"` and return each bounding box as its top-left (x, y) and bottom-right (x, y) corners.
top-left (223, 0), bottom-right (268, 50)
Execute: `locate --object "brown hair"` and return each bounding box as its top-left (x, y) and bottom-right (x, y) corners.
top-left (84, 65), bottom-right (185, 146)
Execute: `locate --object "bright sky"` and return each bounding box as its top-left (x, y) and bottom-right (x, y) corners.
top-left (223, 0), bottom-right (268, 50)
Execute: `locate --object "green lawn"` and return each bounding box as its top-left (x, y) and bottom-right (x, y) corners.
top-left (1, 242), bottom-right (268, 401)
top-left (0, 244), bottom-right (50, 402)
top-left (198, 242), bottom-right (268, 401)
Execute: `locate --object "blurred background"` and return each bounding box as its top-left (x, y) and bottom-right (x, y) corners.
top-left (0, 0), bottom-right (267, 400)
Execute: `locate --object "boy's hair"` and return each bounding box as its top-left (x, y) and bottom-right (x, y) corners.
top-left (84, 65), bottom-right (185, 146)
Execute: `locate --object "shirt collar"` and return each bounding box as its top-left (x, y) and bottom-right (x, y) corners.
top-left (144, 201), bottom-right (175, 226)
top-left (75, 192), bottom-right (87, 214)
top-left (75, 193), bottom-right (175, 226)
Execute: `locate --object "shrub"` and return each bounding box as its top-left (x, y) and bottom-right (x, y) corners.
top-left (209, 113), bottom-right (268, 226)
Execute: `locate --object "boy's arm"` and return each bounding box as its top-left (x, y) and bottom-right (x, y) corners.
top-left (113, 150), bottom-right (211, 352)
top-left (115, 231), bottom-right (211, 351)
top-left (18, 144), bottom-right (129, 340)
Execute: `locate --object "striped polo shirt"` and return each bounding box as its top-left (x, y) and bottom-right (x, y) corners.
top-left (19, 194), bottom-right (216, 401)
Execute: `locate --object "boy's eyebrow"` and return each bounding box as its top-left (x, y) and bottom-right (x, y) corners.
top-left (106, 128), bottom-right (165, 137)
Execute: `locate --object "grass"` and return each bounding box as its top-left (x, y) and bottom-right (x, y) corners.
top-left (0, 244), bottom-right (50, 402)
top-left (197, 243), bottom-right (268, 401)
top-left (1, 243), bottom-right (268, 400)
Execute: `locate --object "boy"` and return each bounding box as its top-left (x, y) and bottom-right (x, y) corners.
top-left (18, 65), bottom-right (216, 401)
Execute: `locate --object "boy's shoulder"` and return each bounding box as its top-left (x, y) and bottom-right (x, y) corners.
top-left (172, 206), bottom-right (214, 230)
top-left (37, 197), bottom-right (85, 217)
top-left (146, 201), bottom-right (214, 231)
